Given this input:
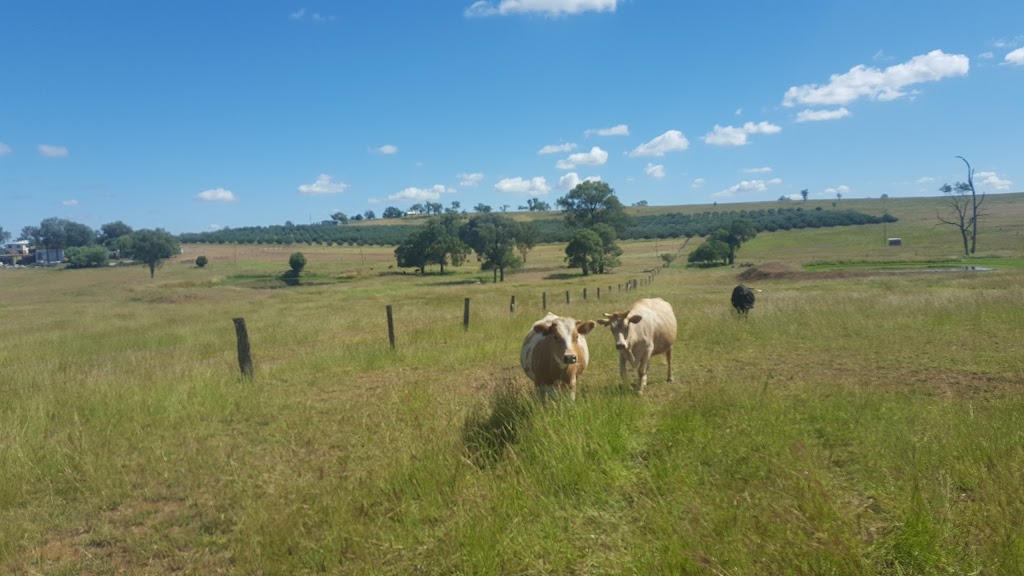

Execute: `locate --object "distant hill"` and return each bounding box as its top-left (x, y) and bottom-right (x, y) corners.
top-left (178, 205), bottom-right (896, 246)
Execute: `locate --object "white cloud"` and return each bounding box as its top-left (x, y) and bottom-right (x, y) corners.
top-left (556, 146), bottom-right (608, 169)
top-left (373, 144), bottom-right (398, 155)
top-left (916, 176), bottom-right (935, 184)
top-left (290, 8), bottom-right (333, 21)
top-left (735, 108), bottom-right (743, 116)
top-left (389, 184), bottom-right (455, 202)
top-left (585, 124), bottom-right (629, 137)
top-left (557, 172), bottom-right (600, 190)
top-left (465, 0), bottom-right (616, 18)
top-left (298, 174), bottom-right (349, 195)
top-left (494, 176), bottom-right (551, 195)
top-left (795, 107), bottom-right (851, 123)
top-left (712, 178), bottom-right (784, 198)
top-left (783, 49), bottom-right (969, 107)
top-left (629, 130), bottom-right (689, 157)
top-left (0, 142), bottom-right (11, 155)
top-left (703, 121), bottom-right (781, 147)
top-left (38, 144), bottom-right (68, 157)
top-left (538, 142), bottom-right (576, 154)
top-left (62, 199), bottom-right (79, 207)
top-left (978, 51), bottom-right (994, 60)
top-left (195, 188), bottom-right (238, 202)
top-left (1006, 48), bottom-right (1024, 65)
top-left (290, 8), bottom-right (305, 19)
top-left (645, 163), bottom-right (665, 179)
top-left (209, 224), bottom-right (223, 231)
top-left (743, 167), bottom-right (773, 174)
top-left (823, 185), bottom-right (851, 197)
top-left (458, 172), bottom-right (485, 186)
top-left (691, 178), bottom-right (705, 189)
top-left (976, 171), bottom-right (1013, 190)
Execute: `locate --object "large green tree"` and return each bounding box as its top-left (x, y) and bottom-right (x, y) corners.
top-left (688, 238), bottom-right (729, 266)
top-left (711, 218), bottom-right (758, 265)
top-left (460, 213), bottom-right (522, 282)
top-left (38, 217), bottom-right (96, 249)
top-left (129, 229), bottom-right (180, 278)
top-left (556, 181), bottom-right (629, 233)
top-left (565, 229), bottom-right (604, 276)
top-left (591, 222), bottom-right (622, 273)
top-left (99, 221), bottom-right (134, 248)
top-left (394, 213), bottom-right (469, 274)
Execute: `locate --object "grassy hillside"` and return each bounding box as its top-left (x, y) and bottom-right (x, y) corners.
top-left (2, 195), bottom-right (1023, 574)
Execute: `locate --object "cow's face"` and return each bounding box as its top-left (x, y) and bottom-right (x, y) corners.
top-left (598, 312), bottom-right (642, 350)
top-left (535, 317), bottom-right (595, 365)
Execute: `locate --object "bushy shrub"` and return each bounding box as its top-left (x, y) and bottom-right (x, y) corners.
top-left (195, 255), bottom-right (208, 268)
top-left (65, 245), bottom-right (109, 269)
top-left (289, 252), bottom-right (306, 275)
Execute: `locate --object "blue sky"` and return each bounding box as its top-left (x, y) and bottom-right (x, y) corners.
top-left (2, 1), bottom-right (1022, 235)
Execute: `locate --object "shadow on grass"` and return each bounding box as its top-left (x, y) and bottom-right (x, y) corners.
top-left (543, 272), bottom-right (580, 280)
top-left (462, 378), bottom-right (535, 468)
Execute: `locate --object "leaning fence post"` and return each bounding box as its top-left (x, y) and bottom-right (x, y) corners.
top-left (464, 298), bottom-right (471, 331)
top-left (386, 305), bottom-right (396, 349)
top-left (232, 318), bottom-right (254, 379)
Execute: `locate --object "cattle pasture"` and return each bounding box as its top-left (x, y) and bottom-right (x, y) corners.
top-left (2, 195), bottom-right (1024, 575)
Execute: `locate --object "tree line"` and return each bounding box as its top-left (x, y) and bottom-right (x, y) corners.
top-left (7, 218), bottom-right (179, 278)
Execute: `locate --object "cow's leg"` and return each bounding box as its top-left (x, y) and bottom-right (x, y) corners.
top-left (618, 352), bottom-right (628, 382)
top-left (537, 384), bottom-right (555, 402)
top-left (665, 347), bottom-right (674, 383)
top-left (567, 375), bottom-right (577, 401)
top-left (636, 355), bottom-right (650, 393)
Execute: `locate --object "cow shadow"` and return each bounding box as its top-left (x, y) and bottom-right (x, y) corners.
top-left (462, 378), bottom-right (535, 468)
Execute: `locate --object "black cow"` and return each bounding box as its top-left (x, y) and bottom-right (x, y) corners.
top-left (731, 284), bottom-right (756, 316)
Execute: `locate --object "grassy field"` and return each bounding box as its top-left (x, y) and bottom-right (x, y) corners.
top-left (2, 195), bottom-right (1023, 575)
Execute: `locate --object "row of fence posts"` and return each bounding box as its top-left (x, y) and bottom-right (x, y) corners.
top-left (231, 267), bottom-right (662, 374)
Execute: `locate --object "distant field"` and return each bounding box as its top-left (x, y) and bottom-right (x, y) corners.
top-left (2, 194), bottom-right (1023, 575)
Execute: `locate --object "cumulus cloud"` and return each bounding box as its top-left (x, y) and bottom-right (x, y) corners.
top-left (62, 199), bottom-right (79, 207)
top-left (712, 178), bottom-right (784, 198)
top-left (373, 144), bottom-right (398, 155)
top-left (743, 167), bottom-right (773, 174)
top-left (494, 176), bottom-right (551, 195)
top-left (691, 178), bottom-right (705, 189)
top-left (556, 146), bottom-right (608, 169)
top-left (1006, 48), bottom-right (1024, 65)
top-left (538, 142), bottom-right (576, 154)
top-left (976, 171), bottom-right (1013, 190)
top-left (703, 121), bottom-right (781, 147)
top-left (823, 185), bottom-right (851, 197)
top-left (645, 163), bottom-right (665, 179)
top-left (783, 49), bottom-right (969, 107)
top-left (38, 144), bottom-right (69, 157)
top-left (465, 0), bottom-right (616, 18)
top-left (916, 176), bottom-right (935, 184)
top-left (0, 142), bottom-right (11, 155)
top-left (195, 188), bottom-right (238, 202)
top-left (298, 174), bottom-right (349, 195)
top-left (585, 124), bottom-right (629, 137)
top-left (389, 184), bottom-right (456, 202)
top-left (796, 107), bottom-right (851, 123)
top-left (629, 130), bottom-right (689, 157)
top-left (458, 172), bottom-right (485, 186)
top-left (557, 172), bottom-right (600, 191)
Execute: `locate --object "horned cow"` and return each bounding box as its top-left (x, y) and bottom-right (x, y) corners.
top-left (520, 312), bottom-right (596, 401)
top-left (731, 284), bottom-right (756, 316)
top-left (598, 297), bottom-right (678, 393)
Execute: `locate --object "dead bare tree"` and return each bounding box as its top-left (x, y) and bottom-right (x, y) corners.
top-left (936, 156), bottom-right (986, 257)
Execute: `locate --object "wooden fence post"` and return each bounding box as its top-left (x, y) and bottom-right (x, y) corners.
top-left (464, 297), bottom-right (470, 331)
top-left (232, 317), bottom-right (254, 379)
top-left (565, 290), bottom-right (570, 305)
top-left (542, 292), bottom-right (547, 310)
top-left (386, 305), bottom-right (395, 349)
top-left (597, 286), bottom-right (601, 300)
top-left (583, 287), bottom-right (587, 301)
top-left (510, 295), bottom-right (516, 315)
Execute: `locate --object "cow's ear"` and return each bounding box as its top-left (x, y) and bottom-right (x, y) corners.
top-left (597, 318), bottom-right (610, 327)
top-left (533, 322), bottom-right (551, 334)
top-left (577, 320), bottom-right (596, 335)
top-left (628, 314), bottom-right (643, 324)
